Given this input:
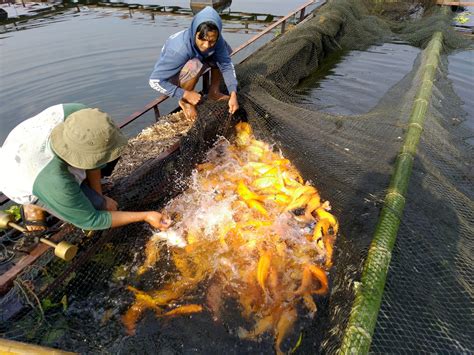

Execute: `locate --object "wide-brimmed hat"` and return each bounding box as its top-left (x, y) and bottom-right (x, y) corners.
top-left (50, 108), bottom-right (128, 169)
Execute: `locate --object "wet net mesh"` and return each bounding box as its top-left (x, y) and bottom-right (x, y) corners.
top-left (1, 0), bottom-right (473, 353)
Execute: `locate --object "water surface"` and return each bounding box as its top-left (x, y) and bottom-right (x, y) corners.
top-left (296, 42), bottom-right (473, 144)
top-left (0, 7), bottom-right (265, 142)
top-left (448, 49), bottom-right (474, 143)
top-left (297, 43), bottom-right (421, 115)
top-left (118, 0), bottom-right (312, 15)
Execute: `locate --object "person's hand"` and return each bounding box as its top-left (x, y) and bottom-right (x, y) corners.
top-left (228, 92), bottom-right (239, 114)
top-left (183, 90), bottom-right (202, 106)
top-left (104, 196), bottom-right (119, 211)
top-left (144, 211), bottom-right (172, 230)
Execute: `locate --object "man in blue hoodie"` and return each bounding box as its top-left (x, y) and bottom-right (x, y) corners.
top-left (149, 7), bottom-right (239, 120)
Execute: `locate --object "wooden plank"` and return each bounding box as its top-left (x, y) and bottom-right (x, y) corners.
top-left (118, 94), bottom-right (169, 129)
top-left (0, 338), bottom-right (76, 355)
top-left (0, 224), bottom-right (75, 295)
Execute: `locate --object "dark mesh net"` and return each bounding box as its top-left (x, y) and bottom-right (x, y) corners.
top-left (1, 0), bottom-right (472, 353)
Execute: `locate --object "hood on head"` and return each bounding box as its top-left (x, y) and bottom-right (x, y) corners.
top-left (191, 6), bottom-right (222, 37)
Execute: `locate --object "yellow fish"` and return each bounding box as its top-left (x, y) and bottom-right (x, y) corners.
top-left (160, 304), bottom-right (203, 317)
top-left (252, 176), bottom-right (280, 190)
top-left (313, 219), bottom-right (331, 244)
top-left (315, 208), bottom-right (339, 234)
top-left (257, 251), bottom-right (272, 292)
top-left (236, 121), bottom-right (252, 135)
top-left (247, 199), bottom-right (268, 216)
top-left (275, 307), bottom-right (297, 355)
top-left (237, 180), bottom-right (264, 202)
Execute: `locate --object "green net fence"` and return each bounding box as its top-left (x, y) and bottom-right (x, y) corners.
top-left (1, 0), bottom-right (472, 353)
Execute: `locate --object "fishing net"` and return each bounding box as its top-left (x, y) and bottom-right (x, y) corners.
top-left (1, 0), bottom-right (472, 353)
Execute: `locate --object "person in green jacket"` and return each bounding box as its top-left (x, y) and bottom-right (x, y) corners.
top-left (0, 104), bottom-right (171, 232)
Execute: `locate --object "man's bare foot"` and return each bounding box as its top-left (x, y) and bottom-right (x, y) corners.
top-left (208, 91), bottom-right (229, 102)
top-left (179, 99), bottom-right (198, 120)
top-left (21, 204), bottom-right (47, 232)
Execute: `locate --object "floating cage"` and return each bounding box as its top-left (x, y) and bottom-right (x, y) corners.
top-left (0, 0), bottom-right (472, 353)
top-left (190, 0), bottom-right (232, 14)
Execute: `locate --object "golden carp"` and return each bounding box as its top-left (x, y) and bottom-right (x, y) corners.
top-left (305, 194), bottom-right (321, 220)
top-left (246, 199), bottom-right (268, 216)
top-left (313, 219), bottom-right (331, 243)
top-left (252, 176), bottom-right (281, 190)
top-left (245, 162), bottom-right (274, 175)
top-left (308, 264), bottom-right (329, 295)
top-left (265, 193), bottom-right (291, 206)
top-left (285, 193), bottom-right (313, 212)
top-left (239, 313), bottom-right (274, 340)
top-left (237, 180), bottom-right (264, 202)
top-left (315, 207), bottom-right (339, 235)
top-left (160, 304), bottom-right (203, 317)
top-left (323, 234), bottom-right (335, 268)
top-left (257, 251), bottom-right (272, 292)
top-left (245, 145), bottom-right (266, 160)
top-left (275, 307), bottom-right (297, 355)
top-left (124, 120), bottom-right (338, 352)
top-left (137, 236), bottom-right (161, 275)
top-left (236, 121), bottom-right (252, 135)
top-left (235, 132), bottom-right (251, 147)
top-left (122, 299), bottom-right (154, 335)
top-left (294, 264), bottom-right (328, 296)
top-left (302, 293), bottom-right (317, 317)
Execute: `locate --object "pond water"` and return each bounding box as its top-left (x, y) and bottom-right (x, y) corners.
top-left (117, 0), bottom-right (312, 16)
top-left (296, 42), bottom-right (473, 144)
top-left (447, 49), bottom-right (474, 143)
top-left (2, 4), bottom-right (471, 145)
top-left (0, 6), bottom-right (268, 143)
top-left (297, 42), bottom-right (421, 115)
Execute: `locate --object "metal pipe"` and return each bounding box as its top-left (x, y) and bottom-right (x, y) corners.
top-left (153, 105), bottom-right (160, 121)
top-left (0, 211), bottom-right (78, 262)
top-left (300, 8), bottom-right (306, 22)
top-left (231, 0), bottom-right (319, 56)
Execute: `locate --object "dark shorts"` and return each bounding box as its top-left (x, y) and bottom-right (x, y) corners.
top-left (80, 183), bottom-right (106, 210)
top-left (36, 159), bottom-right (119, 216)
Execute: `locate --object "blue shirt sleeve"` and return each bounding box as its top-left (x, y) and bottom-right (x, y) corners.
top-left (214, 40), bottom-right (238, 94)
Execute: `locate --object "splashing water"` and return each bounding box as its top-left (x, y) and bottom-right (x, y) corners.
top-left (123, 123), bottom-right (338, 355)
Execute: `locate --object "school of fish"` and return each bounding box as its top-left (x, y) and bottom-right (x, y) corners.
top-left (122, 122), bottom-right (338, 354)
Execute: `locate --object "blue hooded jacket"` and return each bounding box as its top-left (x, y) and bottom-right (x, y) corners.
top-left (149, 7), bottom-right (238, 99)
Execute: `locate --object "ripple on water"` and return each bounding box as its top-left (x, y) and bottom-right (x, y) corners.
top-left (297, 42), bottom-right (421, 115)
top-left (448, 49), bottom-right (474, 141)
top-left (0, 7), bottom-right (261, 142)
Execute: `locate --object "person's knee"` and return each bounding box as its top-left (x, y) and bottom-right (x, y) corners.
top-left (178, 58), bottom-right (205, 88)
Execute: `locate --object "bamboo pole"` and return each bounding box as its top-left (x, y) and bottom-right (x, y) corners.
top-left (338, 31), bottom-right (444, 354)
top-left (0, 338), bottom-right (76, 354)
